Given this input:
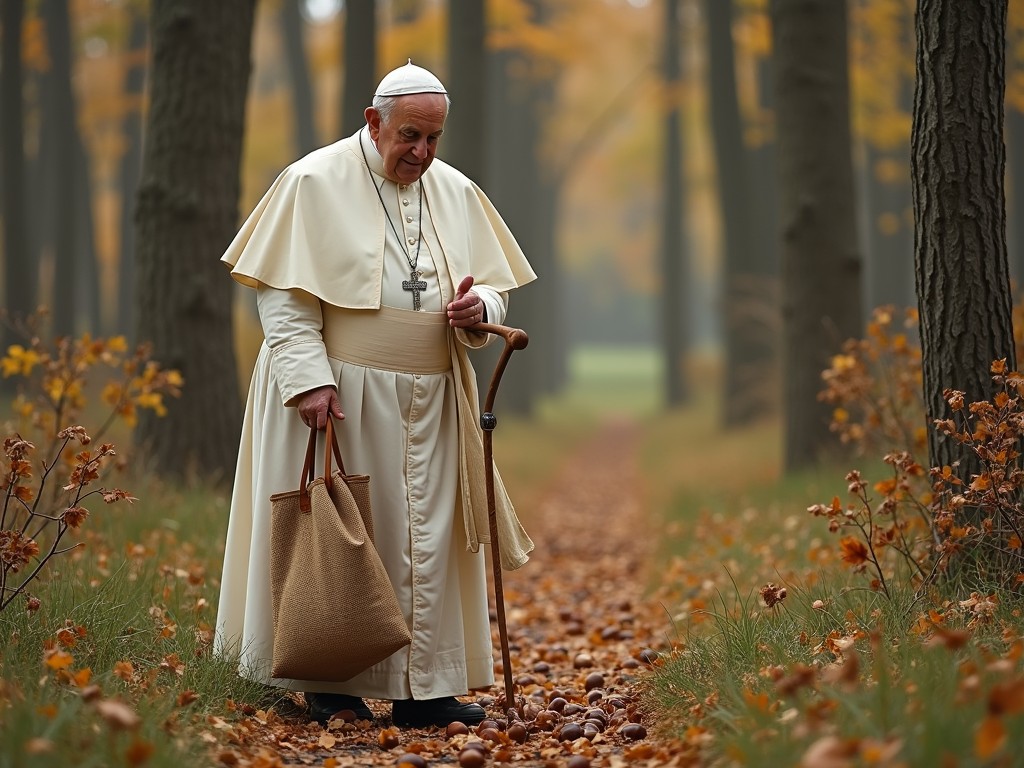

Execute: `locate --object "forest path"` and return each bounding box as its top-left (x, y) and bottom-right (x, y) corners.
top-left (220, 417), bottom-right (686, 768)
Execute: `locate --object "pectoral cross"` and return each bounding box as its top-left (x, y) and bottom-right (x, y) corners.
top-left (402, 269), bottom-right (428, 311)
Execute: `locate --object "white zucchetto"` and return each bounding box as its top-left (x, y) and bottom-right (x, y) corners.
top-left (374, 59), bottom-right (448, 97)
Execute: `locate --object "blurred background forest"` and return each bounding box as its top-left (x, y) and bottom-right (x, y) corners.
top-left (4, 0), bottom-right (1024, 475)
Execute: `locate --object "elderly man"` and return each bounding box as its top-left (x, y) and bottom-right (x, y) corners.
top-left (215, 61), bottom-right (536, 728)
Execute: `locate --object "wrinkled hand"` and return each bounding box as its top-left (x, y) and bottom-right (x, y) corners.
top-left (296, 385), bottom-right (344, 429)
top-left (447, 275), bottom-right (486, 328)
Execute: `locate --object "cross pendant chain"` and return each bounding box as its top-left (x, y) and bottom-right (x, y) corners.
top-left (402, 269), bottom-right (428, 311)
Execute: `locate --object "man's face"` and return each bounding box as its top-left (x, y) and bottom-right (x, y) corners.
top-left (366, 94), bottom-right (447, 184)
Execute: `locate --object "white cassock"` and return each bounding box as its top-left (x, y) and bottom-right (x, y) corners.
top-left (215, 129), bottom-right (536, 700)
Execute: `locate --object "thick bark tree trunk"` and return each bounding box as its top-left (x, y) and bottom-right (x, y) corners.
top-left (707, 0), bottom-right (770, 426)
top-left (41, 0), bottom-right (78, 337)
top-left (1, 0), bottom-right (35, 352)
top-left (445, 0), bottom-right (486, 184)
top-left (483, 46), bottom-right (540, 415)
top-left (281, 0), bottom-right (317, 157)
top-left (771, 0), bottom-right (863, 471)
top-left (660, 0), bottom-right (689, 406)
top-left (341, 0), bottom-right (376, 137)
top-left (134, 0), bottom-right (255, 481)
top-left (117, 8), bottom-right (147, 339)
top-left (74, 132), bottom-right (102, 333)
top-left (912, 0), bottom-right (1014, 478)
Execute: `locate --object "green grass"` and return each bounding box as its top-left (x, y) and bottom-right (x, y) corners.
top-left (0, 485), bottom-right (268, 767)
top-left (637, 375), bottom-right (1024, 766)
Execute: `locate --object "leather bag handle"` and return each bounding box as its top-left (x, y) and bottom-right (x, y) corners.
top-left (324, 416), bottom-right (347, 477)
top-left (298, 416), bottom-right (348, 513)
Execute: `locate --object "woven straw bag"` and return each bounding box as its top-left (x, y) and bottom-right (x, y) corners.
top-left (269, 418), bottom-right (411, 682)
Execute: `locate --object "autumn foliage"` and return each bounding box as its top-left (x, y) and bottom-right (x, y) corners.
top-left (815, 306), bottom-right (1024, 595)
top-left (0, 331), bottom-right (181, 613)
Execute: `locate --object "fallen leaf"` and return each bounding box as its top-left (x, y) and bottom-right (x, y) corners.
top-left (95, 699), bottom-right (141, 731)
top-left (975, 715), bottom-right (1006, 759)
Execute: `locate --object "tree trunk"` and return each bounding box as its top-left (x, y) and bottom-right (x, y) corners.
top-left (1007, 106), bottom-right (1024, 288)
top-left (117, 8), bottom-right (147, 339)
top-left (483, 46), bottom-right (540, 415)
top-left (341, 0), bottom-right (376, 136)
top-left (444, 0), bottom-right (486, 184)
top-left (74, 132), bottom-right (102, 333)
top-left (1, 0), bottom-right (34, 352)
top-left (41, 0), bottom-right (78, 337)
top-left (281, 0), bottom-right (317, 156)
top-left (748, 43), bottom-right (781, 293)
top-left (392, 0), bottom-right (421, 24)
top-left (770, 0), bottom-right (863, 471)
top-left (912, 0), bottom-right (1014, 479)
top-left (660, 0), bottom-right (689, 406)
top-left (707, 0), bottom-right (770, 426)
top-left (134, 0), bottom-right (255, 481)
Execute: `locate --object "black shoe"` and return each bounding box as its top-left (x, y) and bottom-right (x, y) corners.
top-left (306, 692), bottom-right (373, 725)
top-left (391, 696), bottom-right (487, 728)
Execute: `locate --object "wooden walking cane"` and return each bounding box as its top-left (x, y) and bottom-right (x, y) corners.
top-left (477, 322), bottom-right (529, 719)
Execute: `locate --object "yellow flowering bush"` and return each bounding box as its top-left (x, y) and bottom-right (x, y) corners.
top-left (0, 332), bottom-right (181, 612)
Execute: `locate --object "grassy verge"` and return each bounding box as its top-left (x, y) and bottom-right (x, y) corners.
top-left (638, 384), bottom-right (1024, 766)
top-left (0, 484), bottom-right (268, 768)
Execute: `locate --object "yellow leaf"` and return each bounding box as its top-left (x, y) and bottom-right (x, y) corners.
top-left (319, 733), bottom-right (338, 749)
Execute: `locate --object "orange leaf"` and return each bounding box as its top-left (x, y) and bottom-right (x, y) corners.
top-left (975, 715), bottom-right (1006, 759)
top-left (44, 650), bottom-right (74, 671)
top-left (970, 474), bottom-right (992, 491)
top-left (742, 688), bottom-right (770, 712)
top-left (124, 738), bottom-right (154, 767)
top-left (839, 537), bottom-right (869, 566)
top-left (988, 678), bottom-right (1024, 716)
top-left (873, 478), bottom-right (898, 495)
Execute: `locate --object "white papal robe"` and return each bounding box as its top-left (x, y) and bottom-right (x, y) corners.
top-left (215, 129), bottom-right (536, 700)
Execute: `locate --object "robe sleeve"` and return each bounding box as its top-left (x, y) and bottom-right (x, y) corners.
top-left (256, 285), bottom-right (337, 407)
top-left (455, 285), bottom-right (508, 350)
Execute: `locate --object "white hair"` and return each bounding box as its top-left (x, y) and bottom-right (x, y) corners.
top-left (372, 94), bottom-right (451, 125)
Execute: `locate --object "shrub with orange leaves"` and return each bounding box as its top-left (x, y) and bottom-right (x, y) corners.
top-left (808, 452), bottom-right (933, 598)
top-left (927, 361), bottom-right (1024, 590)
top-left (1, 428), bottom-right (137, 612)
top-left (816, 319), bottom-right (1024, 594)
top-left (0, 328), bottom-right (180, 613)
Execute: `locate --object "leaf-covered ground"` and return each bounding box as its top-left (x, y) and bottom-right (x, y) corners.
top-left (213, 417), bottom-right (683, 767)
